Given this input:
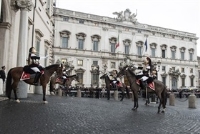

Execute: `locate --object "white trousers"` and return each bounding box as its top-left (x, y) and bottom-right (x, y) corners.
top-left (140, 76), bottom-right (148, 81)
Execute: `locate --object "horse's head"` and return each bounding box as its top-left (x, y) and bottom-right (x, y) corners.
top-left (117, 65), bottom-right (129, 77)
top-left (100, 73), bottom-right (108, 79)
top-left (55, 63), bottom-right (64, 77)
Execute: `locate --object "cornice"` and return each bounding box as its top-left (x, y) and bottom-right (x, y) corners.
top-left (54, 7), bottom-right (197, 40)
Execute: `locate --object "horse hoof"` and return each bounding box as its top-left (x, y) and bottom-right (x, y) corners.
top-left (43, 101), bottom-right (48, 104)
top-left (161, 111), bottom-right (165, 113)
top-left (16, 99), bottom-right (20, 103)
top-left (132, 108), bottom-right (137, 111)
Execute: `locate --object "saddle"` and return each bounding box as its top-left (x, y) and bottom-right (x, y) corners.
top-left (136, 79), bottom-right (155, 90)
top-left (20, 71), bottom-right (44, 80)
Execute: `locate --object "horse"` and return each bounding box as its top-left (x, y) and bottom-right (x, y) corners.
top-left (49, 74), bottom-right (79, 96)
top-left (117, 65), bottom-right (167, 113)
top-left (6, 64), bottom-right (64, 103)
top-left (100, 73), bottom-right (126, 101)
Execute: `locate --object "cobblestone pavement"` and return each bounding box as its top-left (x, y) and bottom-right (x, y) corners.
top-left (0, 94), bottom-right (200, 134)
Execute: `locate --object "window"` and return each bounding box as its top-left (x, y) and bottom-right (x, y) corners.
top-left (162, 77), bottom-right (166, 85)
top-left (77, 60), bottom-right (83, 66)
top-left (78, 39), bottom-right (84, 50)
top-left (137, 46), bottom-right (142, 56)
top-left (125, 45), bottom-right (129, 54)
top-left (162, 66), bottom-right (165, 71)
top-left (36, 40), bottom-right (40, 54)
top-left (77, 73), bottom-right (83, 84)
top-left (151, 48), bottom-right (156, 57)
top-left (63, 17), bottom-right (69, 21)
top-left (62, 37), bottom-right (68, 48)
top-left (93, 41), bottom-right (98, 51)
top-left (60, 30), bottom-right (71, 48)
top-left (172, 67), bottom-right (175, 71)
top-left (190, 68), bottom-right (193, 73)
top-left (111, 62), bottom-right (116, 68)
top-left (92, 74), bottom-right (99, 85)
top-left (111, 43), bottom-right (115, 53)
top-left (45, 49), bottom-right (47, 66)
top-left (123, 39), bottom-right (131, 55)
top-left (171, 51), bottom-right (175, 59)
top-left (190, 77), bottom-right (194, 87)
top-left (181, 68), bottom-right (184, 73)
top-left (79, 19), bottom-right (84, 24)
top-left (181, 78), bottom-right (185, 87)
top-left (189, 53), bottom-right (193, 61)
top-left (162, 50), bottom-right (165, 58)
top-left (93, 61), bottom-right (98, 65)
top-left (181, 52), bottom-right (184, 60)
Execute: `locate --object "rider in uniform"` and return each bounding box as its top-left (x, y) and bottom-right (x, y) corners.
top-left (137, 56), bottom-right (153, 89)
top-left (62, 70), bottom-right (69, 86)
top-left (28, 47), bottom-right (43, 85)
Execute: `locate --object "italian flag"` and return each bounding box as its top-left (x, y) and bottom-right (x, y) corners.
top-left (115, 34), bottom-right (119, 48)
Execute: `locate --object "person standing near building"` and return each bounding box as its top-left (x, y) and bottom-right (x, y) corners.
top-left (0, 66), bottom-right (6, 83)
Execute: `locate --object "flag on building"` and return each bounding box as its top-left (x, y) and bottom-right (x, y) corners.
top-left (144, 38), bottom-right (148, 52)
top-left (115, 34), bottom-right (119, 48)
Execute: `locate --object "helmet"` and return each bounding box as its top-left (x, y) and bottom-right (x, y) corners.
top-left (29, 47), bottom-right (37, 53)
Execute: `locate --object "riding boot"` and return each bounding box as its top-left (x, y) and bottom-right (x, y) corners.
top-left (33, 72), bottom-right (41, 85)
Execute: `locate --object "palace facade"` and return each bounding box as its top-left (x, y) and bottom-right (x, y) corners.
top-left (0, 1), bottom-right (199, 96)
top-left (53, 7), bottom-right (199, 89)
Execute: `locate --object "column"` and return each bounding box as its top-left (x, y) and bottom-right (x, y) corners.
top-left (15, 0), bottom-right (33, 98)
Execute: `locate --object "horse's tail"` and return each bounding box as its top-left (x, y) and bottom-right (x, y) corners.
top-left (6, 69), bottom-right (13, 99)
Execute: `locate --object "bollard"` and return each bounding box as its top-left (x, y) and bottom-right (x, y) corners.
top-left (169, 93), bottom-right (175, 106)
top-left (77, 89), bottom-right (81, 97)
top-left (188, 93), bottom-right (196, 108)
top-left (58, 89), bottom-right (62, 96)
top-left (114, 90), bottom-right (118, 100)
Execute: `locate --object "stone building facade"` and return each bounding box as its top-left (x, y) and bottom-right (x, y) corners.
top-left (53, 8), bottom-right (199, 89)
top-left (0, 0), bottom-right (55, 96)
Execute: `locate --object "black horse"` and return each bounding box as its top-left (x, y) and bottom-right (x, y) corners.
top-left (100, 73), bottom-right (126, 101)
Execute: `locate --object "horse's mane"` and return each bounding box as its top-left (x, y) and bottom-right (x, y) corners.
top-left (45, 64), bottom-right (59, 70)
top-left (127, 67), bottom-right (136, 77)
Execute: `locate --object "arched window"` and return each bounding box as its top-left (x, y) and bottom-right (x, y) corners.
top-left (150, 43), bottom-right (157, 57)
top-left (109, 37), bottom-right (117, 53)
top-left (180, 47), bottom-right (186, 60)
top-left (60, 30), bottom-right (71, 48)
top-left (160, 44), bottom-right (167, 58)
top-left (123, 39), bottom-right (131, 54)
top-left (136, 41), bottom-right (143, 56)
top-left (170, 46), bottom-right (177, 59)
top-left (76, 33), bottom-right (86, 50)
top-left (188, 48), bottom-right (194, 61)
top-left (91, 35), bottom-right (101, 51)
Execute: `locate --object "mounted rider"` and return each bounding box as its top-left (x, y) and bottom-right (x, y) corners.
top-left (136, 56), bottom-right (154, 89)
top-left (62, 70), bottom-right (69, 86)
top-left (27, 47), bottom-right (44, 85)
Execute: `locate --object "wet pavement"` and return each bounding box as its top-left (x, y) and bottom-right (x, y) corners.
top-left (0, 94), bottom-right (200, 134)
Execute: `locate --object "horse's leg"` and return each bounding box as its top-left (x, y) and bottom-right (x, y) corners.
top-left (107, 88), bottom-right (110, 100)
top-left (157, 92), bottom-right (162, 114)
top-left (120, 87), bottom-right (124, 101)
top-left (42, 85), bottom-right (48, 104)
top-left (12, 81), bottom-right (20, 103)
top-left (132, 90), bottom-right (138, 111)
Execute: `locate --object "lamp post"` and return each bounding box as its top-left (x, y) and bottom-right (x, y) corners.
top-left (103, 64), bottom-right (107, 72)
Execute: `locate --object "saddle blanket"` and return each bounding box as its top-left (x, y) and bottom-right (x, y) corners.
top-left (20, 71), bottom-right (44, 80)
top-left (136, 80), bottom-right (155, 90)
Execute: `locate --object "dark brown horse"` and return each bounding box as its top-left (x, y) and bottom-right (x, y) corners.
top-left (100, 73), bottom-right (126, 101)
top-left (6, 64), bottom-right (63, 103)
top-left (117, 65), bottom-right (167, 113)
top-left (49, 74), bottom-right (79, 95)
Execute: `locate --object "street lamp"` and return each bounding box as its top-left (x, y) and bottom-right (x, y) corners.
top-left (157, 60), bottom-right (161, 71)
top-left (103, 64), bottom-right (107, 71)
